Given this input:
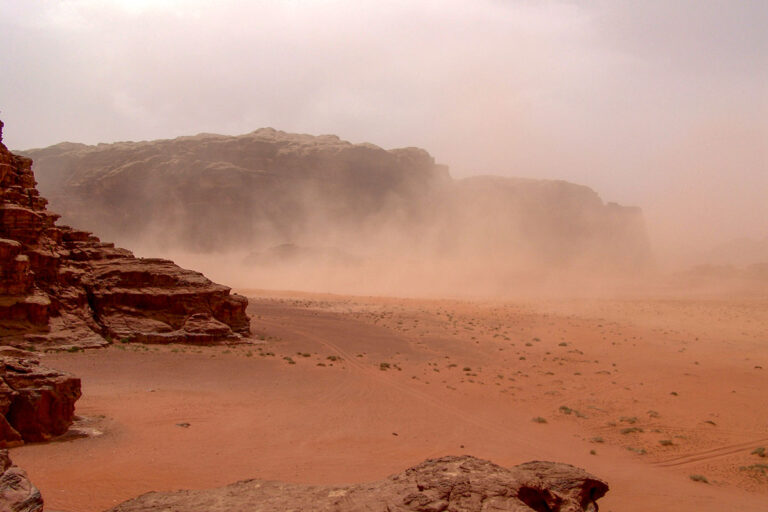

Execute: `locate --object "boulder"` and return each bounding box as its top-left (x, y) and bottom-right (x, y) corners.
top-left (107, 455), bottom-right (608, 512)
top-left (0, 356), bottom-right (81, 446)
top-left (0, 449), bottom-right (43, 512)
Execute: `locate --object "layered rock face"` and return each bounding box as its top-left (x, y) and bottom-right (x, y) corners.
top-left (0, 353), bottom-right (80, 447)
top-left (0, 119), bottom-right (250, 348)
top-left (21, 129), bottom-right (651, 277)
top-left (107, 455), bottom-right (608, 512)
top-left (0, 449), bottom-right (43, 512)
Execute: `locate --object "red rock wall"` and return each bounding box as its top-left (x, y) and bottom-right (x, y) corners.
top-left (0, 119), bottom-right (250, 349)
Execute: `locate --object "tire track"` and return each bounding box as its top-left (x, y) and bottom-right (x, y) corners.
top-left (654, 437), bottom-right (768, 467)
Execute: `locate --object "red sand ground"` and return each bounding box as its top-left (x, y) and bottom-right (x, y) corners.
top-left (11, 291), bottom-right (768, 511)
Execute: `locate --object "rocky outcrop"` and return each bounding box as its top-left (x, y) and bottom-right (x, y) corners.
top-left (19, 129), bottom-right (651, 277)
top-left (0, 119), bottom-right (250, 349)
top-left (107, 455), bottom-right (608, 512)
top-left (0, 449), bottom-right (43, 512)
top-left (0, 355), bottom-right (81, 446)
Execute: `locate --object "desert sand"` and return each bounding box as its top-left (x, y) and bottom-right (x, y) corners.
top-left (10, 290), bottom-right (768, 511)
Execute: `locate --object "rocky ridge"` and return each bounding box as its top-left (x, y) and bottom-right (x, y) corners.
top-left (0, 119), bottom-right (250, 350)
top-left (107, 455), bottom-right (609, 512)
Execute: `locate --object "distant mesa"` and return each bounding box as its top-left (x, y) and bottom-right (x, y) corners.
top-left (107, 455), bottom-right (609, 512)
top-left (20, 128), bottom-right (652, 278)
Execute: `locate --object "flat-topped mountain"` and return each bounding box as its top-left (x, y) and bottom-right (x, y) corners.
top-left (21, 129), bottom-right (652, 288)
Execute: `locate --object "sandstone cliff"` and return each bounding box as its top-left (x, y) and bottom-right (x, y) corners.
top-left (107, 455), bottom-right (608, 512)
top-left (0, 119), bottom-right (250, 349)
top-left (20, 129), bottom-right (652, 284)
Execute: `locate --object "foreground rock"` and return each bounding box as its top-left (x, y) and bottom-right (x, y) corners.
top-left (0, 449), bottom-right (43, 512)
top-left (107, 455), bottom-right (608, 512)
top-left (0, 355), bottom-right (81, 447)
top-left (0, 119), bottom-right (250, 350)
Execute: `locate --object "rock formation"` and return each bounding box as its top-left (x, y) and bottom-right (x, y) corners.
top-left (0, 449), bottom-right (44, 512)
top-left (0, 119), bottom-right (250, 349)
top-left (20, 129), bottom-right (652, 277)
top-left (107, 455), bottom-right (608, 512)
top-left (0, 353), bottom-right (80, 447)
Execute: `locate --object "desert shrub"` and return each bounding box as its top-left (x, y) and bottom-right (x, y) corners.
top-left (739, 464), bottom-right (768, 476)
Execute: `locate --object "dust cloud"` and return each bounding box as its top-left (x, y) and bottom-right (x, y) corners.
top-left (4, 0), bottom-right (766, 297)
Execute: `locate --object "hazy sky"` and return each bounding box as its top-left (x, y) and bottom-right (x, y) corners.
top-left (1, 0), bottom-right (766, 261)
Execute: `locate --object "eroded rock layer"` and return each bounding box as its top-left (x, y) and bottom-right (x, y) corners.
top-left (107, 455), bottom-right (608, 512)
top-left (0, 119), bottom-right (250, 349)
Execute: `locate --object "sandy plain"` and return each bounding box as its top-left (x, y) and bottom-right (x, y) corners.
top-left (10, 290), bottom-right (768, 511)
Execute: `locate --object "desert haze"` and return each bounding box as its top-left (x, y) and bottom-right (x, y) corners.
top-left (20, 128), bottom-right (653, 297)
top-left (0, 1), bottom-right (766, 512)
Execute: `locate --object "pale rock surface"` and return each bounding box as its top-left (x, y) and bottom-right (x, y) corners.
top-left (107, 455), bottom-right (608, 512)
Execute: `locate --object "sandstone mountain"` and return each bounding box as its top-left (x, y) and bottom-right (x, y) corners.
top-left (0, 119), bottom-right (250, 350)
top-left (107, 455), bottom-right (609, 512)
top-left (21, 129), bottom-right (652, 289)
